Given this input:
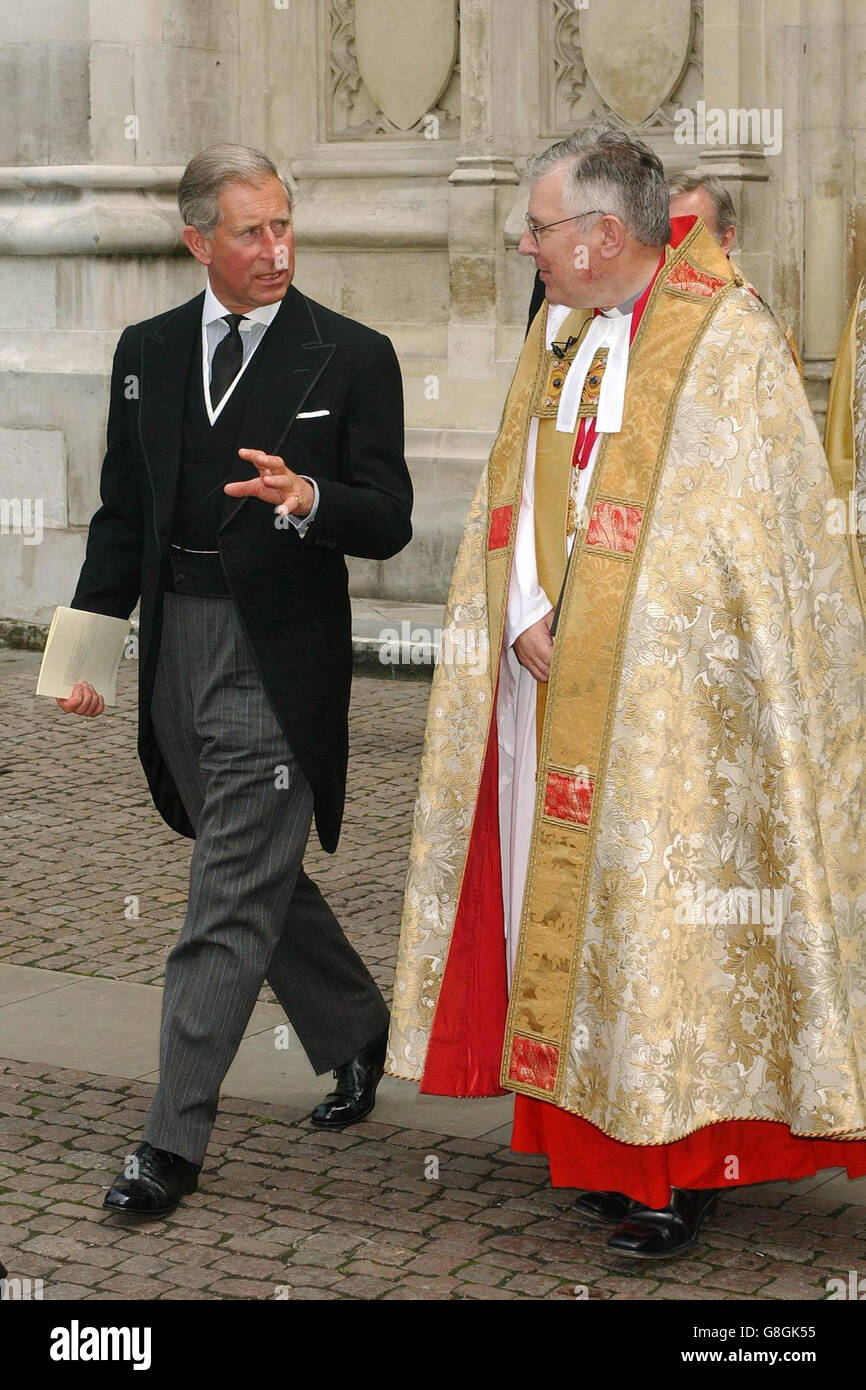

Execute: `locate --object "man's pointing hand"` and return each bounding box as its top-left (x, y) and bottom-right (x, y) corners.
top-left (226, 450), bottom-right (315, 517)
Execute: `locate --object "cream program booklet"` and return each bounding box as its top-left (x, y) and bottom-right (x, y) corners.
top-left (36, 606), bottom-right (131, 706)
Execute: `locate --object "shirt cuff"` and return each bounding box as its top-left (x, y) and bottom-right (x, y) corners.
top-left (504, 591), bottom-right (554, 651)
top-left (281, 476), bottom-right (319, 538)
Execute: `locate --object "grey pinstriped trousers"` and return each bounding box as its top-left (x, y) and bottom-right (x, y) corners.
top-left (141, 592), bottom-right (389, 1165)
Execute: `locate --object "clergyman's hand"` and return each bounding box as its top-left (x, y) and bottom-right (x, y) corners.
top-left (225, 449), bottom-right (315, 517)
top-left (512, 609), bottom-right (555, 682)
top-left (56, 682), bottom-right (105, 717)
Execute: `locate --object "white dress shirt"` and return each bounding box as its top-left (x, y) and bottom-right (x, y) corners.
top-left (201, 284), bottom-right (319, 537)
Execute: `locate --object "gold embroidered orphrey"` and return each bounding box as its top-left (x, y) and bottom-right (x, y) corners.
top-left (387, 220), bottom-right (866, 1147)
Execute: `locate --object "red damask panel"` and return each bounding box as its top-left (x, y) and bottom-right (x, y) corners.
top-left (507, 1034), bottom-right (559, 1092)
top-left (585, 499), bottom-right (642, 555)
top-left (488, 504), bottom-right (514, 551)
top-left (543, 769), bottom-right (594, 826)
top-left (666, 260), bottom-right (726, 298)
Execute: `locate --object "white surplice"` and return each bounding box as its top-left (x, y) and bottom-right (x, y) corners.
top-left (497, 298), bottom-right (636, 982)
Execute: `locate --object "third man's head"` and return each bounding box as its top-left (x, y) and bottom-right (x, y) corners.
top-left (668, 173), bottom-right (737, 256)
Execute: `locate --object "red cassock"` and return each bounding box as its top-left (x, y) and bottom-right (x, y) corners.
top-left (419, 222), bottom-right (866, 1209)
top-left (510, 1106), bottom-right (866, 1212)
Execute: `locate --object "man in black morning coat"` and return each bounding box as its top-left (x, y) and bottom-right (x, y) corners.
top-left (58, 143), bottom-right (413, 1217)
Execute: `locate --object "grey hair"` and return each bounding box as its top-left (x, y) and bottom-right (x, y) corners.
top-left (178, 143), bottom-right (293, 236)
top-left (667, 172), bottom-right (737, 242)
top-left (526, 126), bottom-right (671, 247)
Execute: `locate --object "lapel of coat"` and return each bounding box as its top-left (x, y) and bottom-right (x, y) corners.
top-left (138, 292), bottom-right (203, 547)
top-left (220, 286), bottom-right (337, 533)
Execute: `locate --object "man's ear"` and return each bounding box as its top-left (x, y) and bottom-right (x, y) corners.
top-left (720, 226), bottom-right (736, 257)
top-left (597, 215), bottom-right (627, 261)
top-left (182, 225), bottom-right (213, 266)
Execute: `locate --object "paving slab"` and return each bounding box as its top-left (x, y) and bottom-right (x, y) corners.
top-left (0, 974), bottom-right (288, 1079)
top-left (0, 963), bottom-right (72, 1006)
top-left (0, 962), bottom-right (512, 1138)
top-left (0, 974), bottom-right (165, 1075)
top-left (212, 1022), bottom-right (514, 1138)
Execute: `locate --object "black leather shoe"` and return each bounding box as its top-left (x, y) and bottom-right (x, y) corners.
top-left (310, 1027), bottom-right (388, 1131)
top-left (606, 1187), bottom-right (719, 1259)
top-left (103, 1142), bottom-right (200, 1217)
top-left (574, 1189), bottom-right (635, 1224)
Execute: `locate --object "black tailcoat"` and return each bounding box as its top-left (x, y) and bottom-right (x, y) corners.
top-left (71, 285), bottom-right (413, 853)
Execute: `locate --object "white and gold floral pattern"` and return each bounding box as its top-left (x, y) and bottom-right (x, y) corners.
top-left (563, 290), bottom-right (865, 1141)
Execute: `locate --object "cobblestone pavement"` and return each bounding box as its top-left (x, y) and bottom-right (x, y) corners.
top-left (3, 1060), bottom-right (865, 1302)
top-left (2, 650), bottom-right (866, 1302)
top-left (0, 652), bottom-right (429, 1001)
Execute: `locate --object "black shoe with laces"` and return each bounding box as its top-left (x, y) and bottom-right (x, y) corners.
top-left (310, 1028), bottom-right (388, 1131)
top-left (103, 1141), bottom-right (200, 1218)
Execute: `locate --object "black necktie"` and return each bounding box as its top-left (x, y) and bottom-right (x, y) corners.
top-left (209, 313), bottom-right (246, 409)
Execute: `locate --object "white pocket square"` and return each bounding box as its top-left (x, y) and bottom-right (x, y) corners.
top-left (296, 409), bottom-right (330, 418)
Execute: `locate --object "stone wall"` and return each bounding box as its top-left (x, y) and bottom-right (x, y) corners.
top-left (1, 0), bottom-right (864, 623)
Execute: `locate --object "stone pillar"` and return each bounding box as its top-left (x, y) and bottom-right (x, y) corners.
top-left (697, 0), bottom-right (773, 299)
top-left (446, 0), bottom-right (519, 391)
top-left (800, 0), bottom-right (847, 419)
top-left (847, 0), bottom-right (866, 295)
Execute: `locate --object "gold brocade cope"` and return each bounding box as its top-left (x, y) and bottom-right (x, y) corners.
top-left (501, 225), bottom-right (739, 1103)
top-left (730, 264), bottom-right (804, 379)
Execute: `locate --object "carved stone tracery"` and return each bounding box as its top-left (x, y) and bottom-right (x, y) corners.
top-left (326, 0), bottom-right (460, 141)
top-left (541, 0), bottom-right (703, 138)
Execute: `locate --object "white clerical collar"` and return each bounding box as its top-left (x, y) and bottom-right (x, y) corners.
top-left (600, 286), bottom-right (645, 319)
top-left (202, 283), bottom-right (282, 328)
top-left (545, 286), bottom-right (642, 344)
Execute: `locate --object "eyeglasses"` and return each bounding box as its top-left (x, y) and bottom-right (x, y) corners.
top-left (524, 209), bottom-right (607, 246)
